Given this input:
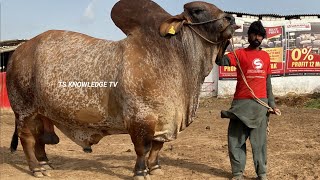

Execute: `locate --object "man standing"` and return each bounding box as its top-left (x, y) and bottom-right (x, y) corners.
top-left (215, 21), bottom-right (281, 180)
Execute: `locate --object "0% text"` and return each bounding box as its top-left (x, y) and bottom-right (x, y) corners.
top-left (291, 48), bottom-right (314, 61)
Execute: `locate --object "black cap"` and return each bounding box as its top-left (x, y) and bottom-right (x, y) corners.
top-left (248, 21), bottom-right (266, 38)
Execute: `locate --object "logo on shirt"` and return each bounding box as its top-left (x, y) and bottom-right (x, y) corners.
top-left (252, 58), bottom-right (264, 69)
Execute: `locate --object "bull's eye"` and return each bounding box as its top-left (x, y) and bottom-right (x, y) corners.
top-left (192, 9), bottom-right (203, 15)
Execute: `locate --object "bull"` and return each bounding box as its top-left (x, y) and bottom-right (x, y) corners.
top-left (7, 0), bottom-right (238, 179)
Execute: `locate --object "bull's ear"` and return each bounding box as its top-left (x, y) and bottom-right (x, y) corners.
top-left (159, 14), bottom-right (188, 37)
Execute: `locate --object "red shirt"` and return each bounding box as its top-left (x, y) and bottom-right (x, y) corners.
top-left (227, 48), bottom-right (271, 99)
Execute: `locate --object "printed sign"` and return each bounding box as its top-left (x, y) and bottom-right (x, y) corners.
top-left (219, 65), bottom-right (237, 80)
top-left (265, 26), bottom-right (282, 39)
top-left (285, 22), bottom-right (311, 32)
top-left (263, 47), bottom-right (285, 76)
top-left (286, 48), bottom-right (320, 75)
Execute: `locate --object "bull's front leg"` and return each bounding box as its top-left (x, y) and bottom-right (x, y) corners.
top-left (128, 116), bottom-right (156, 180)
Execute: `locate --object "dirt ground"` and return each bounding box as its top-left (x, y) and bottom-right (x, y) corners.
top-left (0, 97), bottom-right (319, 180)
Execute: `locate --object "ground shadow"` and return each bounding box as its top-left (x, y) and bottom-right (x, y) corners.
top-left (1, 145), bottom-right (231, 179)
top-left (161, 155), bottom-right (231, 178)
top-left (1, 146), bottom-right (132, 179)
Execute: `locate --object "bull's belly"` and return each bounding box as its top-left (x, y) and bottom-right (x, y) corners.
top-left (49, 114), bottom-right (127, 149)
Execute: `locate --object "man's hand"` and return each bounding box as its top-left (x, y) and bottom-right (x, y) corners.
top-left (269, 107), bottom-right (281, 116)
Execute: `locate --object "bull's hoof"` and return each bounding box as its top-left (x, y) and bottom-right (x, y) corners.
top-left (149, 165), bottom-right (164, 175)
top-left (32, 167), bottom-right (51, 178)
top-left (134, 169), bottom-right (151, 180)
top-left (40, 132), bottom-right (60, 145)
top-left (39, 161), bottom-right (54, 170)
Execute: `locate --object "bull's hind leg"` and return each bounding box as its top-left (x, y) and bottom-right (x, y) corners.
top-left (129, 116), bottom-right (156, 180)
top-left (19, 125), bottom-right (48, 177)
top-left (40, 116), bottom-right (59, 145)
top-left (35, 140), bottom-right (53, 173)
top-left (18, 115), bottom-right (51, 177)
top-left (147, 140), bottom-right (164, 176)
top-left (34, 116), bottom-right (54, 175)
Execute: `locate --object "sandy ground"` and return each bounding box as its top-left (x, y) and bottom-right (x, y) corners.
top-left (0, 97), bottom-right (319, 180)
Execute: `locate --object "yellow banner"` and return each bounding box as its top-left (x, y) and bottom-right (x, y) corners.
top-left (263, 47), bottom-right (283, 63)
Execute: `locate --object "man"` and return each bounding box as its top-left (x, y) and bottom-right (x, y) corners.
top-left (215, 21), bottom-right (281, 180)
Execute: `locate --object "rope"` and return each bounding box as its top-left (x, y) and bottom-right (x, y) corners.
top-left (187, 25), bottom-right (223, 45)
top-left (229, 38), bottom-right (281, 135)
top-left (185, 15), bottom-right (227, 45)
top-left (230, 38), bottom-right (273, 111)
top-left (185, 17), bottom-right (224, 26)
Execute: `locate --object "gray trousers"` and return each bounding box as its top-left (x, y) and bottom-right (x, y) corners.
top-left (228, 117), bottom-right (267, 177)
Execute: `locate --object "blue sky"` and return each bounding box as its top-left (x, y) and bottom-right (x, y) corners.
top-left (1, 0), bottom-right (319, 41)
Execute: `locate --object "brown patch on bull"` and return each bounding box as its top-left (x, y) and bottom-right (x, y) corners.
top-left (75, 108), bottom-right (103, 123)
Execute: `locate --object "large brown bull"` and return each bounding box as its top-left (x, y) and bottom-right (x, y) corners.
top-left (7, 0), bottom-right (238, 179)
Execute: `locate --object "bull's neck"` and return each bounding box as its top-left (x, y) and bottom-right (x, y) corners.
top-left (179, 28), bottom-right (218, 88)
top-left (175, 28), bottom-right (219, 125)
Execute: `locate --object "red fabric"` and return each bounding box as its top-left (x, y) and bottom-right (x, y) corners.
top-left (0, 72), bottom-right (11, 108)
top-left (227, 48), bottom-right (271, 99)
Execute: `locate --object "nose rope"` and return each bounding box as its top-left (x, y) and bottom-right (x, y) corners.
top-left (185, 16), bottom-right (228, 45)
top-left (185, 17), bottom-right (224, 26)
top-left (187, 25), bottom-right (223, 44)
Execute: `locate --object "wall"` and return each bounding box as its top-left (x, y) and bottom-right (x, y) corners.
top-left (217, 76), bottom-right (320, 97)
top-left (200, 64), bottom-right (219, 97)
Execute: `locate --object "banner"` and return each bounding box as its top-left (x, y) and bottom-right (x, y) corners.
top-left (219, 24), bottom-right (285, 79)
top-left (0, 72), bottom-right (11, 108)
top-left (285, 48), bottom-right (320, 75)
top-left (219, 65), bottom-right (237, 80)
top-left (263, 47), bottom-right (285, 76)
top-left (285, 22), bottom-right (311, 32)
top-left (265, 26), bottom-right (282, 39)
top-left (218, 18), bottom-right (320, 79)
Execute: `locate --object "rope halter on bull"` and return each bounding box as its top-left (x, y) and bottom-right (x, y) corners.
top-left (185, 15), bottom-right (227, 45)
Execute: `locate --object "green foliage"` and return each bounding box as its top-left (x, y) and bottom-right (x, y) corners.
top-left (304, 99), bottom-right (320, 109)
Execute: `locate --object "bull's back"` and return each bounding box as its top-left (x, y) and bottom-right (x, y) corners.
top-left (7, 30), bottom-right (123, 127)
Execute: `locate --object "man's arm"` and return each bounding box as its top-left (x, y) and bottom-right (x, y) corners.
top-left (267, 75), bottom-right (281, 115)
top-left (266, 75), bottom-right (276, 108)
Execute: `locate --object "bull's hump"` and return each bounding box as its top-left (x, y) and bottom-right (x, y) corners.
top-left (111, 0), bottom-right (170, 36)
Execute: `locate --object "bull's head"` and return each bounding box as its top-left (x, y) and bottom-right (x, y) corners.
top-left (160, 1), bottom-right (239, 60)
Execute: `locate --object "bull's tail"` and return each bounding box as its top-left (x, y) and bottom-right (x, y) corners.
top-left (10, 122), bottom-right (18, 153)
